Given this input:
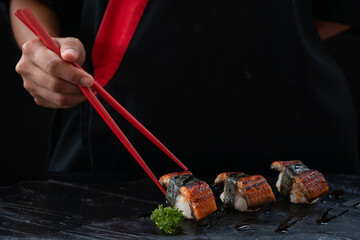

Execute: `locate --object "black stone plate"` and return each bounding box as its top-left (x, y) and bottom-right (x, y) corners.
top-left (0, 174), bottom-right (359, 239)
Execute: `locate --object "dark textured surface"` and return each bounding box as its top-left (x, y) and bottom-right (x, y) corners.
top-left (0, 174), bottom-right (359, 239)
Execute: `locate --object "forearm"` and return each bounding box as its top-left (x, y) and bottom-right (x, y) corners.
top-left (10, 0), bottom-right (61, 47)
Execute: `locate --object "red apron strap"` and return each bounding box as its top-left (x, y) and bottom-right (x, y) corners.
top-left (92, 0), bottom-right (149, 87)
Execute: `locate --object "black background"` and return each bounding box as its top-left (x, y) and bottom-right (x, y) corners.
top-left (0, 3), bottom-right (359, 183)
top-left (0, 4), bottom-right (52, 183)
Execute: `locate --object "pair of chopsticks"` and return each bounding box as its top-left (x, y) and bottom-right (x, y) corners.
top-left (15, 8), bottom-right (188, 195)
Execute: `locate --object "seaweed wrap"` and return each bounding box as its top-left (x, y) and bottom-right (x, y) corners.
top-left (271, 160), bottom-right (329, 204)
top-left (159, 171), bottom-right (217, 221)
top-left (215, 172), bottom-right (276, 212)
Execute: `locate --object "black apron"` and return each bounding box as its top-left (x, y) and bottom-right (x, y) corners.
top-left (48, 0), bottom-right (360, 177)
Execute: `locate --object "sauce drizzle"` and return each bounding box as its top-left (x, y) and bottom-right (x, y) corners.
top-left (316, 208), bottom-right (349, 225)
top-left (275, 214), bottom-right (308, 233)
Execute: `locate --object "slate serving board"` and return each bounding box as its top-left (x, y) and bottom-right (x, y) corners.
top-left (0, 174), bottom-right (359, 239)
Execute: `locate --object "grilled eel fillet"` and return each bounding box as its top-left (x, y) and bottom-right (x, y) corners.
top-left (270, 160), bottom-right (303, 172)
top-left (159, 171), bottom-right (216, 221)
top-left (214, 172), bottom-right (246, 185)
top-left (215, 172), bottom-right (276, 210)
top-left (179, 181), bottom-right (217, 221)
top-left (271, 160), bottom-right (329, 203)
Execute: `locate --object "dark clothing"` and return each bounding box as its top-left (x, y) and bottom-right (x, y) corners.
top-left (48, 0), bottom-right (360, 177)
top-left (313, 0), bottom-right (360, 28)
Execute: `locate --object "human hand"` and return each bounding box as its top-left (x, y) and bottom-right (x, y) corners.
top-left (15, 37), bottom-right (94, 108)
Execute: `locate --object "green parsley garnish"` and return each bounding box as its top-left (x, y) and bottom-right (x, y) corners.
top-left (150, 204), bottom-right (185, 234)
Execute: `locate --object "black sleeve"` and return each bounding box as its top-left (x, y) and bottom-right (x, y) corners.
top-left (313, 0), bottom-right (360, 28)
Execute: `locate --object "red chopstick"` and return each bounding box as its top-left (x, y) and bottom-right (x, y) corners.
top-left (91, 81), bottom-right (188, 171)
top-left (15, 8), bottom-right (187, 194)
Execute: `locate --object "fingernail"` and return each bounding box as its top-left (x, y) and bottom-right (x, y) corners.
top-left (81, 77), bottom-right (92, 86)
top-left (64, 48), bottom-right (77, 56)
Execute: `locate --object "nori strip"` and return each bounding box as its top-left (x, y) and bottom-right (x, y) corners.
top-left (166, 174), bottom-right (199, 206)
top-left (223, 173), bottom-right (248, 206)
top-left (280, 163), bottom-right (310, 196)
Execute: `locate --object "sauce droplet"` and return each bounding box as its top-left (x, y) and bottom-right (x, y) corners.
top-left (234, 223), bottom-right (251, 231)
top-left (234, 219), bottom-right (255, 231)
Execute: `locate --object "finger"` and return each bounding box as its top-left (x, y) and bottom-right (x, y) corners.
top-left (24, 78), bottom-right (87, 108)
top-left (56, 37), bottom-right (86, 65)
top-left (34, 95), bottom-right (86, 109)
top-left (22, 64), bottom-right (83, 95)
top-left (32, 47), bottom-right (94, 87)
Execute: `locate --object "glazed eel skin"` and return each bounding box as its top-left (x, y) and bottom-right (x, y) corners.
top-left (215, 172), bottom-right (276, 211)
top-left (159, 171), bottom-right (217, 221)
top-left (271, 160), bottom-right (329, 203)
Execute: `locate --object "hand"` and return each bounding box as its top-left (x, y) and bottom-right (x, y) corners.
top-left (15, 37), bottom-right (94, 108)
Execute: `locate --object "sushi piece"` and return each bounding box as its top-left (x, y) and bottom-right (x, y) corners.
top-left (214, 172), bottom-right (276, 212)
top-left (271, 160), bottom-right (329, 204)
top-left (159, 171), bottom-right (217, 221)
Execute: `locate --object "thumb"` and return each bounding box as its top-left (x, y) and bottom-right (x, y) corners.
top-left (56, 37), bottom-right (86, 65)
